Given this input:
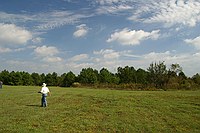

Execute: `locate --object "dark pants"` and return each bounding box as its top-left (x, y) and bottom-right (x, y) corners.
top-left (41, 94), bottom-right (48, 107)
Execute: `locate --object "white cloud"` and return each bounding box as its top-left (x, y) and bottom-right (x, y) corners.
top-left (36, 11), bottom-right (90, 31)
top-left (32, 37), bottom-right (43, 44)
top-left (91, 49), bottom-right (122, 72)
top-left (0, 11), bottom-right (90, 31)
top-left (34, 45), bottom-right (59, 57)
top-left (42, 56), bottom-right (63, 63)
top-left (94, 49), bottom-right (120, 59)
top-left (14, 47), bottom-right (26, 52)
top-left (0, 47), bottom-right (12, 53)
top-left (143, 51), bottom-right (175, 61)
top-left (0, 23), bottom-right (32, 46)
top-left (73, 24), bottom-right (89, 38)
top-left (185, 36), bottom-right (200, 49)
top-left (35, 11), bottom-right (74, 30)
top-left (129, 0), bottom-right (200, 27)
top-left (95, 0), bottom-right (131, 5)
top-left (34, 45), bottom-right (63, 63)
top-left (96, 4), bottom-right (132, 14)
top-left (107, 28), bottom-right (160, 45)
top-left (0, 46), bottom-right (31, 54)
top-left (70, 54), bottom-right (89, 61)
top-left (66, 62), bottom-right (93, 70)
top-left (0, 12), bottom-right (33, 24)
top-left (94, 0), bottom-right (133, 15)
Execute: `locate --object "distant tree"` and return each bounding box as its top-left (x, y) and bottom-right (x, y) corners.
top-left (10, 71), bottom-right (23, 85)
top-left (64, 71), bottom-right (76, 87)
top-left (1, 62), bottom-right (198, 90)
top-left (31, 72), bottom-right (41, 86)
top-left (170, 63), bottom-right (182, 76)
top-left (59, 73), bottom-right (67, 87)
top-left (192, 73), bottom-right (200, 85)
top-left (45, 73), bottom-right (54, 86)
top-left (167, 70), bottom-right (177, 78)
top-left (40, 73), bottom-right (46, 85)
top-left (99, 68), bottom-right (119, 84)
top-left (165, 63), bottom-right (184, 90)
top-left (117, 66), bottom-right (136, 83)
top-left (112, 74), bottom-right (120, 84)
top-left (147, 61), bottom-right (168, 89)
top-left (136, 68), bottom-right (148, 84)
top-left (179, 71), bottom-right (187, 80)
top-left (21, 71), bottom-right (33, 86)
top-left (78, 68), bottom-right (98, 84)
top-left (51, 72), bottom-right (59, 86)
top-left (0, 70), bottom-right (10, 85)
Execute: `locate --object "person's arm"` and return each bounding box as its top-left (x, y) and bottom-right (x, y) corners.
top-left (38, 87), bottom-right (43, 93)
top-left (48, 91), bottom-right (51, 96)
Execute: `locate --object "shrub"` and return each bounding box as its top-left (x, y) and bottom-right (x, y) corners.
top-left (71, 82), bottom-right (81, 87)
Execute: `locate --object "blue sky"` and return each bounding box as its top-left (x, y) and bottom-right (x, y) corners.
top-left (0, 0), bottom-right (200, 76)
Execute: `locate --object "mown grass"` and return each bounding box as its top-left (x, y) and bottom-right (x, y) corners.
top-left (0, 86), bottom-right (199, 133)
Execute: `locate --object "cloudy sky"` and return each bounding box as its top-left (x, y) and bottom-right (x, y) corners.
top-left (0, 0), bottom-right (200, 76)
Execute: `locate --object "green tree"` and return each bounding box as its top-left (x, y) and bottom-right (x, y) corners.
top-left (0, 70), bottom-right (10, 85)
top-left (40, 73), bottom-right (46, 85)
top-left (179, 71), bottom-right (187, 80)
top-left (99, 68), bottom-right (119, 84)
top-left (45, 73), bottom-right (53, 86)
top-left (10, 71), bottom-right (23, 85)
top-left (170, 63), bottom-right (182, 76)
top-left (59, 73), bottom-right (67, 87)
top-left (192, 73), bottom-right (200, 85)
top-left (31, 72), bottom-right (41, 86)
top-left (136, 68), bottom-right (148, 84)
top-left (21, 71), bottom-right (33, 86)
top-left (147, 61), bottom-right (168, 89)
top-left (78, 68), bottom-right (98, 84)
top-left (117, 66), bottom-right (136, 83)
top-left (51, 72), bottom-right (59, 86)
top-left (64, 71), bottom-right (76, 87)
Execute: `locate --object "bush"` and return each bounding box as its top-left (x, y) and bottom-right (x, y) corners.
top-left (166, 83), bottom-right (180, 90)
top-left (71, 82), bottom-right (81, 87)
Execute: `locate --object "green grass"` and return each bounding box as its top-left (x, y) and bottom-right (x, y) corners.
top-left (0, 86), bottom-right (199, 133)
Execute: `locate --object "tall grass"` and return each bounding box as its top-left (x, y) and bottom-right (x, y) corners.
top-left (0, 86), bottom-right (199, 132)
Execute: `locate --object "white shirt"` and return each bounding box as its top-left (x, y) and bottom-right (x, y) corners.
top-left (40, 86), bottom-right (50, 94)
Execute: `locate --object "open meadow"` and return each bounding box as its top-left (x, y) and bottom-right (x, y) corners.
top-left (0, 86), bottom-right (199, 133)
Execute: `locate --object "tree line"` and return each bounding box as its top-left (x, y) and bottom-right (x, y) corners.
top-left (0, 61), bottom-right (200, 90)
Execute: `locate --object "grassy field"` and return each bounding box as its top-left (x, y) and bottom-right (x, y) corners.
top-left (0, 86), bottom-right (199, 133)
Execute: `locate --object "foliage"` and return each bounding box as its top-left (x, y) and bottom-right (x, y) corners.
top-left (136, 68), bottom-right (148, 84)
top-left (99, 68), bottom-right (119, 84)
top-left (147, 61), bottom-right (168, 89)
top-left (63, 71), bottom-right (76, 87)
top-left (0, 61), bottom-right (200, 90)
top-left (71, 82), bottom-right (81, 87)
top-left (170, 63), bottom-right (182, 76)
top-left (117, 66), bottom-right (137, 83)
top-left (31, 72), bottom-right (41, 86)
top-left (78, 68), bottom-right (98, 84)
top-left (192, 73), bottom-right (200, 85)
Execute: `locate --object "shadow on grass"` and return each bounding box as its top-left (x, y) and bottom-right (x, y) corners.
top-left (26, 104), bottom-right (41, 107)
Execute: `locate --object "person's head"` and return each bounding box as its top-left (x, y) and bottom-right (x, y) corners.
top-left (42, 83), bottom-right (47, 87)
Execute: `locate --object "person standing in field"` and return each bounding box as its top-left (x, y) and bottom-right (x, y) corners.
top-left (39, 83), bottom-right (51, 107)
